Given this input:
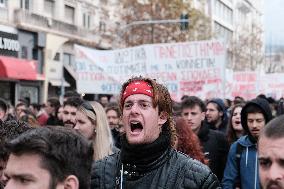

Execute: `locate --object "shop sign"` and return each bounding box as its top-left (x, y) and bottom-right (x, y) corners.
top-left (0, 31), bottom-right (19, 57)
top-left (0, 37), bottom-right (20, 51)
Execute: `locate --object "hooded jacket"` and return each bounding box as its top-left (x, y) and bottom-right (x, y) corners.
top-left (240, 98), bottom-right (273, 143)
top-left (222, 98), bottom-right (272, 189)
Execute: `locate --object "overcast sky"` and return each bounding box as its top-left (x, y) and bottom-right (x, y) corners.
top-left (264, 0), bottom-right (284, 48)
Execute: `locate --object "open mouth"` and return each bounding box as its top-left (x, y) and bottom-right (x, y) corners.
top-left (130, 121), bottom-right (143, 133)
top-left (235, 121), bottom-right (241, 124)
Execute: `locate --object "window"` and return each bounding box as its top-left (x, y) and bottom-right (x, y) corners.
top-left (83, 13), bottom-right (91, 29)
top-left (63, 53), bottom-right (74, 68)
top-left (215, 0), bottom-right (233, 25)
top-left (44, 0), bottom-right (54, 17)
top-left (20, 86), bottom-right (39, 104)
top-left (65, 5), bottom-right (75, 24)
top-left (275, 55), bottom-right (281, 62)
top-left (21, 46), bottom-right (28, 59)
top-left (237, 9), bottom-right (247, 24)
top-left (99, 21), bottom-right (106, 32)
top-left (21, 0), bottom-right (31, 10)
top-left (0, 0), bottom-right (6, 7)
top-left (54, 52), bottom-right (60, 61)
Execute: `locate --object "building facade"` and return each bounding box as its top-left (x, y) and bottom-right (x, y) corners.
top-left (0, 0), bottom-right (118, 104)
top-left (209, 0), bottom-right (264, 70)
top-left (181, 0), bottom-right (264, 70)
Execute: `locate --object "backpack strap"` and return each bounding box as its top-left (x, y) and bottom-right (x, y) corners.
top-left (235, 143), bottom-right (243, 188)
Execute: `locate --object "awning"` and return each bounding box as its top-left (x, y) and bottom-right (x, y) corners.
top-left (0, 56), bottom-right (43, 80)
top-left (49, 79), bottom-right (70, 87)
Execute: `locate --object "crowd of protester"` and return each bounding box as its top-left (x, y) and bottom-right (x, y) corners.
top-left (0, 77), bottom-right (284, 188)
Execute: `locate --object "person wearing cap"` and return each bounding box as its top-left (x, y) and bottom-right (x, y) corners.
top-left (222, 97), bottom-right (273, 189)
top-left (91, 76), bottom-right (220, 189)
top-left (206, 98), bottom-right (228, 133)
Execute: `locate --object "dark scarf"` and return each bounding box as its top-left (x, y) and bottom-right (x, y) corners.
top-left (120, 127), bottom-right (171, 174)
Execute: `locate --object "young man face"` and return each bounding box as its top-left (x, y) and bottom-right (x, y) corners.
top-left (206, 103), bottom-right (222, 124)
top-left (62, 105), bottom-right (77, 128)
top-left (122, 94), bottom-right (167, 145)
top-left (99, 96), bottom-right (109, 108)
top-left (258, 136), bottom-right (284, 189)
top-left (247, 112), bottom-right (265, 139)
top-left (181, 105), bottom-right (205, 134)
top-left (106, 109), bottom-right (120, 130)
top-left (4, 153), bottom-right (62, 189)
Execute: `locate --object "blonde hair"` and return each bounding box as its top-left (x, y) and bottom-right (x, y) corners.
top-left (78, 101), bottom-right (114, 161)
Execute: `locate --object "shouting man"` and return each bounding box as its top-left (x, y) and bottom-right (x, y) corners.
top-left (91, 76), bottom-right (220, 188)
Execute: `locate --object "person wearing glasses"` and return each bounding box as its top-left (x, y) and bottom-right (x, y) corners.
top-left (75, 101), bottom-right (117, 161)
top-left (91, 76), bottom-right (220, 189)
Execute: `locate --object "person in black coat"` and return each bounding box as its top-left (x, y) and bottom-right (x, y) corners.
top-left (198, 121), bottom-right (229, 181)
top-left (45, 97), bottom-right (61, 126)
top-left (91, 77), bottom-right (220, 189)
top-left (181, 96), bottom-right (229, 181)
top-left (205, 98), bottom-right (228, 133)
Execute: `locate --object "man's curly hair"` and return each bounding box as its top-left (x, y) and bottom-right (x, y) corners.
top-left (119, 76), bottom-right (176, 146)
top-left (0, 120), bottom-right (32, 161)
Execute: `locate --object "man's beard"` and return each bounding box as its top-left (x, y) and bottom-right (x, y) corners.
top-left (109, 123), bottom-right (117, 130)
top-left (208, 118), bottom-right (218, 125)
top-left (64, 120), bottom-right (75, 128)
top-left (264, 180), bottom-right (284, 189)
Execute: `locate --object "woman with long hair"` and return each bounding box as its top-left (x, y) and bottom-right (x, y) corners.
top-left (175, 117), bottom-right (208, 165)
top-left (75, 100), bottom-right (116, 161)
top-left (226, 103), bottom-right (245, 145)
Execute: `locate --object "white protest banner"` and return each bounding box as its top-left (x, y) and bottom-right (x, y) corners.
top-left (226, 71), bottom-right (259, 100)
top-left (75, 40), bottom-right (227, 101)
top-left (259, 73), bottom-right (284, 99)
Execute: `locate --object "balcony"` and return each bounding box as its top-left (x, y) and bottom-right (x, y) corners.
top-left (237, 0), bottom-right (251, 14)
top-left (14, 9), bottom-right (91, 39)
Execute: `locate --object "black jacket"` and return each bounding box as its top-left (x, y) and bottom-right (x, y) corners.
top-left (198, 122), bottom-right (229, 182)
top-left (46, 114), bottom-right (62, 126)
top-left (91, 148), bottom-right (220, 189)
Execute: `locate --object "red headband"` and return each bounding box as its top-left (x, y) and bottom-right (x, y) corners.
top-left (122, 80), bottom-right (153, 102)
